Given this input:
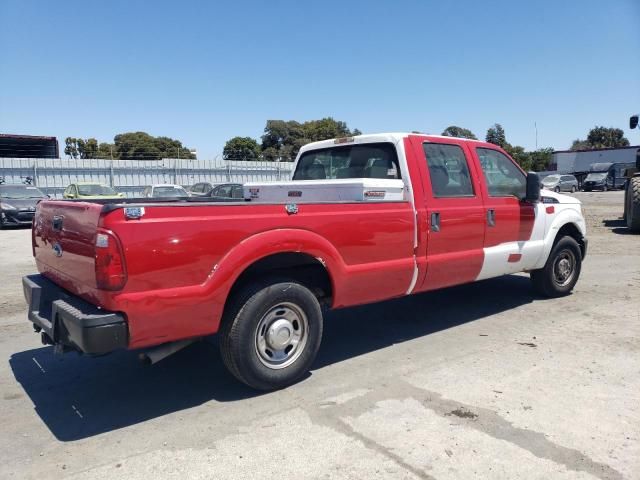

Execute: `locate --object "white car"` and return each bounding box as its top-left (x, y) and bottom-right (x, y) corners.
top-left (142, 184), bottom-right (189, 198)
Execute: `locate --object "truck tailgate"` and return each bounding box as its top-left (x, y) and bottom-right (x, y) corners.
top-left (33, 200), bottom-right (104, 292)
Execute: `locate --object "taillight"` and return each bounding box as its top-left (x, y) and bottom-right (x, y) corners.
top-left (95, 228), bottom-right (127, 290)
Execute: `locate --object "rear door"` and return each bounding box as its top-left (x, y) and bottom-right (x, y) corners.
top-left (413, 138), bottom-right (486, 292)
top-left (472, 147), bottom-right (541, 279)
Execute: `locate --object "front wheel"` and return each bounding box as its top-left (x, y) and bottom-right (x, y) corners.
top-left (602, 184), bottom-right (608, 192)
top-left (219, 279), bottom-right (323, 390)
top-left (571, 186), bottom-right (577, 193)
top-left (531, 236), bottom-right (582, 297)
top-left (554, 186), bottom-right (560, 193)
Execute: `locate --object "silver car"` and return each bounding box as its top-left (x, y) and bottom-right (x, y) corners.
top-left (541, 174), bottom-right (578, 193)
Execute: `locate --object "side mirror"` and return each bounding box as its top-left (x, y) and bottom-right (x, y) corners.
top-left (525, 172), bottom-right (540, 203)
top-left (631, 114), bottom-right (639, 130)
top-left (118, 192), bottom-right (125, 198)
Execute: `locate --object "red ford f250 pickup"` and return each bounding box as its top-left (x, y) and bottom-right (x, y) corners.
top-left (23, 133), bottom-right (587, 390)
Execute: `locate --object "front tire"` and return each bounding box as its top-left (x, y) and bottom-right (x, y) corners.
top-left (531, 236), bottom-right (582, 297)
top-left (571, 186), bottom-right (577, 193)
top-left (219, 279), bottom-right (323, 390)
top-left (554, 186), bottom-right (560, 193)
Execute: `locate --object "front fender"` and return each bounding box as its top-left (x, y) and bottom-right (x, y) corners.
top-left (533, 205), bottom-right (586, 270)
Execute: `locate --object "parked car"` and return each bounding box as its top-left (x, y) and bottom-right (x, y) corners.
top-left (0, 184), bottom-right (47, 228)
top-left (209, 183), bottom-right (244, 200)
top-left (63, 183), bottom-right (124, 199)
top-left (189, 182), bottom-right (214, 197)
top-left (23, 133), bottom-right (587, 390)
top-left (541, 174), bottom-right (578, 193)
top-left (142, 184), bottom-right (190, 198)
top-left (583, 162), bottom-right (634, 191)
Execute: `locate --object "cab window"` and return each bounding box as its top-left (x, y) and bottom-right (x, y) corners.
top-left (293, 143), bottom-right (401, 180)
top-left (423, 143), bottom-right (474, 197)
top-left (477, 148), bottom-right (526, 198)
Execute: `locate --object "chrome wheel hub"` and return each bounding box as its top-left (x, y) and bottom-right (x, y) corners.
top-left (255, 302), bottom-right (308, 369)
top-left (553, 250), bottom-right (575, 286)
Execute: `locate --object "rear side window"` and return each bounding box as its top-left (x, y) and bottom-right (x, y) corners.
top-left (213, 185), bottom-right (232, 197)
top-left (423, 143), bottom-right (474, 197)
top-left (293, 143), bottom-right (401, 180)
top-left (477, 148), bottom-right (526, 198)
top-left (231, 185), bottom-right (244, 199)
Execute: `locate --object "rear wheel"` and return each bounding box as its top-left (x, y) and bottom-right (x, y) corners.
top-left (626, 177), bottom-right (640, 233)
top-left (531, 236), bottom-right (582, 297)
top-left (219, 278), bottom-right (323, 390)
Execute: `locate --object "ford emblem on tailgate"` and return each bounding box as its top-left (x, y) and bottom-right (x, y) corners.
top-left (52, 243), bottom-right (63, 257)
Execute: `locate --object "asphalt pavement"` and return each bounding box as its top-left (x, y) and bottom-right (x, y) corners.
top-left (0, 191), bottom-right (638, 479)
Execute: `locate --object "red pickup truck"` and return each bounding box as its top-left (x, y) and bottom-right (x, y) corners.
top-left (23, 133), bottom-right (587, 390)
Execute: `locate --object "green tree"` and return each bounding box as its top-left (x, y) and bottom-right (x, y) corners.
top-left (260, 117), bottom-right (361, 161)
top-left (223, 136), bottom-right (261, 160)
top-left (441, 126), bottom-right (477, 140)
top-left (302, 117), bottom-right (360, 142)
top-left (586, 126), bottom-right (629, 149)
top-left (113, 132), bottom-right (196, 160)
top-left (64, 137), bottom-right (79, 158)
top-left (486, 123), bottom-right (506, 147)
top-left (97, 142), bottom-right (114, 159)
top-left (529, 148), bottom-right (554, 171)
top-left (570, 139), bottom-right (591, 151)
top-left (504, 143), bottom-right (532, 171)
top-left (77, 138), bottom-right (99, 159)
top-left (570, 126), bottom-right (630, 150)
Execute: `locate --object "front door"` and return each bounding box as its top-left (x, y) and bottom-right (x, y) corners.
top-left (472, 147), bottom-right (540, 279)
top-left (414, 139), bottom-right (486, 292)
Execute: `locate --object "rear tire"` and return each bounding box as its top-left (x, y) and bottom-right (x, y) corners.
top-left (626, 177), bottom-right (640, 233)
top-left (219, 278), bottom-right (323, 390)
top-left (531, 236), bottom-right (582, 297)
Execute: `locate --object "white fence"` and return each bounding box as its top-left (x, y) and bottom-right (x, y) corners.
top-left (0, 158), bottom-right (294, 197)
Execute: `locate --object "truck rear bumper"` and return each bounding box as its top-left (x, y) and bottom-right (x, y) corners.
top-left (22, 274), bottom-right (128, 355)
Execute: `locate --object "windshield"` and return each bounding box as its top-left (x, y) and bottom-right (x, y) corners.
top-left (153, 186), bottom-right (188, 197)
top-left (0, 185), bottom-right (46, 199)
top-left (77, 184), bottom-right (118, 196)
top-left (542, 175), bottom-right (560, 184)
top-left (585, 173), bottom-right (607, 181)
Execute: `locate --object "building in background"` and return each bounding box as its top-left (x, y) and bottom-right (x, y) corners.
top-left (0, 134), bottom-right (59, 158)
top-left (552, 145), bottom-right (640, 186)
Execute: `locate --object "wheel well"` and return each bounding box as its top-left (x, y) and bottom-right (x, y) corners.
top-left (225, 252), bottom-right (333, 310)
top-left (555, 223), bottom-right (585, 258)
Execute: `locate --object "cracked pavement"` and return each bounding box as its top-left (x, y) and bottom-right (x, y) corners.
top-left (0, 191), bottom-right (638, 479)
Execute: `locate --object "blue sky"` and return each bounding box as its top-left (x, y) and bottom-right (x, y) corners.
top-left (1, 0), bottom-right (639, 159)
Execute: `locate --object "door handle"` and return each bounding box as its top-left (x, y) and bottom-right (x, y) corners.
top-left (430, 212), bottom-right (440, 232)
top-left (487, 209), bottom-right (496, 227)
top-left (52, 215), bottom-right (63, 231)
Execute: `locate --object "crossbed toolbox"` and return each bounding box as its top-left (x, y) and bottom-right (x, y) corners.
top-left (243, 178), bottom-right (406, 203)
